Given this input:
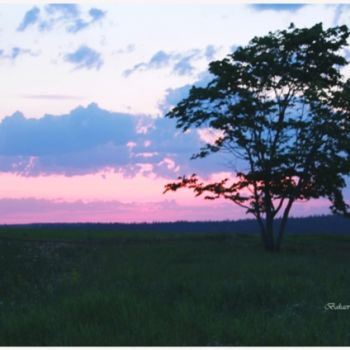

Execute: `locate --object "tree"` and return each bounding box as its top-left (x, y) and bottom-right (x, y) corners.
top-left (164, 23), bottom-right (350, 252)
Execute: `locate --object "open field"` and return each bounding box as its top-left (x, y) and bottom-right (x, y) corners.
top-left (0, 226), bottom-right (350, 345)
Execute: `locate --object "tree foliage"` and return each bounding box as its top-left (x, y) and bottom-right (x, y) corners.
top-left (164, 23), bottom-right (350, 252)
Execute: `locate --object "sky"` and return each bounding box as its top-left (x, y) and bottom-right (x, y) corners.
top-left (0, 2), bottom-right (349, 223)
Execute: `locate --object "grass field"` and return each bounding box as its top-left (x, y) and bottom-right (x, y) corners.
top-left (0, 226), bottom-right (350, 346)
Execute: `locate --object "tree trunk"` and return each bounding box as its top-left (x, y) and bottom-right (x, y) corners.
top-left (256, 213), bottom-right (275, 252)
top-left (264, 188), bottom-right (276, 252)
top-left (275, 198), bottom-right (294, 251)
top-left (264, 221), bottom-right (276, 252)
top-left (257, 216), bottom-right (276, 252)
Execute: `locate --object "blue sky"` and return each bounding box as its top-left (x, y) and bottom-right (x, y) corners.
top-left (0, 2), bottom-right (349, 223)
top-left (3, 2), bottom-right (349, 119)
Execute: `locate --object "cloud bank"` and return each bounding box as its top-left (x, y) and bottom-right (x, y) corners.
top-left (0, 197), bottom-right (248, 224)
top-left (0, 103), bottom-right (228, 178)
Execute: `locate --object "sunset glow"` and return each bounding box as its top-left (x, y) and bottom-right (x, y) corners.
top-left (0, 2), bottom-right (348, 223)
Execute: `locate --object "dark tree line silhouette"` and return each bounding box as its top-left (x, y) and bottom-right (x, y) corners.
top-left (10, 214), bottom-right (350, 237)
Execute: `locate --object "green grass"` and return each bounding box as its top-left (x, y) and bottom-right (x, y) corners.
top-left (0, 228), bottom-right (350, 345)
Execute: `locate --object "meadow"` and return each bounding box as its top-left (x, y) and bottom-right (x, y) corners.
top-left (0, 225), bottom-right (350, 346)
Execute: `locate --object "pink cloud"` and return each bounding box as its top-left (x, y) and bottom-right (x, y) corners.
top-left (0, 170), bottom-right (231, 205)
top-left (0, 169), bottom-right (336, 223)
top-left (0, 198), bottom-right (248, 224)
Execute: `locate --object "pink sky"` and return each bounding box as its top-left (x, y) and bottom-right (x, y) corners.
top-left (0, 4), bottom-right (348, 223)
top-left (0, 170), bottom-right (334, 224)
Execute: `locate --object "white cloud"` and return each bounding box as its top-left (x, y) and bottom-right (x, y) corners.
top-left (0, 3), bottom-right (348, 119)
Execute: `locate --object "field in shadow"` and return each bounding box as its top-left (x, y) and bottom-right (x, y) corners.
top-left (0, 223), bottom-right (349, 345)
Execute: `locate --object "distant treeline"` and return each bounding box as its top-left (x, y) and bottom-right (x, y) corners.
top-left (4, 214), bottom-right (350, 236)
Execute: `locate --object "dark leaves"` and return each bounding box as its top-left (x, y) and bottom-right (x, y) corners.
top-left (165, 23), bottom-right (350, 218)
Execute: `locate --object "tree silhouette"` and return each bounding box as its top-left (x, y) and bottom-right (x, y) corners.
top-left (164, 23), bottom-right (350, 252)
